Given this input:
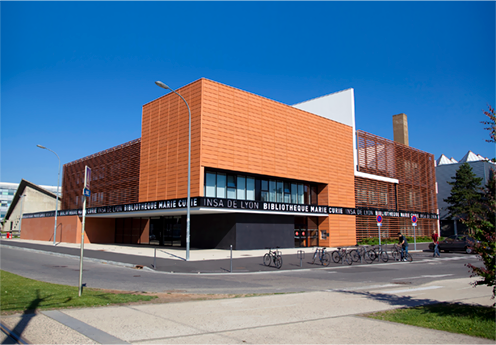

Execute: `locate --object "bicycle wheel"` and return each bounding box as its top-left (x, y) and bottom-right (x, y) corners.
top-left (322, 253), bottom-right (331, 266)
top-left (392, 250), bottom-right (400, 261)
top-left (275, 255), bottom-right (283, 269)
top-left (344, 252), bottom-right (353, 265)
top-left (331, 251), bottom-right (340, 263)
top-left (406, 253), bottom-right (413, 262)
top-left (263, 253), bottom-right (271, 266)
top-left (349, 250), bottom-right (360, 263)
top-left (380, 250), bottom-right (389, 262)
top-left (364, 251), bottom-right (373, 264)
top-left (368, 250), bottom-right (377, 262)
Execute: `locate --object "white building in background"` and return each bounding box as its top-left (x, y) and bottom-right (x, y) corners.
top-left (436, 151), bottom-right (495, 236)
top-left (1, 181), bottom-right (60, 227)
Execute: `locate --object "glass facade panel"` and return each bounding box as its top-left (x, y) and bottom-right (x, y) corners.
top-left (298, 184), bottom-right (304, 204)
top-left (276, 182), bottom-right (283, 202)
top-left (227, 188), bottom-right (236, 199)
top-left (291, 183), bottom-right (297, 204)
top-left (227, 175), bottom-right (236, 199)
top-left (284, 182), bottom-right (291, 203)
top-left (217, 173), bottom-right (226, 198)
top-left (205, 172), bottom-right (216, 197)
top-left (227, 175), bottom-right (236, 188)
top-left (261, 180), bottom-right (268, 201)
top-left (269, 181), bottom-right (276, 202)
top-left (237, 176), bottom-right (246, 200)
top-left (304, 184), bottom-right (310, 204)
top-left (246, 177), bottom-right (255, 200)
top-left (204, 170), bottom-right (318, 205)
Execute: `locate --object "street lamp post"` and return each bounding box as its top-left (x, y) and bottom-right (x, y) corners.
top-left (37, 145), bottom-right (61, 246)
top-left (155, 81), bottom-right (191, 261)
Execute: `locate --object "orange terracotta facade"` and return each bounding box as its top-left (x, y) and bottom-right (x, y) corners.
top-left (21, 216), bottom-right (115, 244)
top-left (139, 78), bottom-right (356, 246)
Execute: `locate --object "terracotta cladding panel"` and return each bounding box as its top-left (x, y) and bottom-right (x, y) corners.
top-left (140, 80), bottom-right (202, 202)
top-left (207, 86), bottom-right (355, 182)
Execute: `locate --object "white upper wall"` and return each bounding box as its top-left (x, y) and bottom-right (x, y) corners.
top-left (292, 88), bottom-right (357, 169)
top-left (292, 88), bottom-right (355, 127)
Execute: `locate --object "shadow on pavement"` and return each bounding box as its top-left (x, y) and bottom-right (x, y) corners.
top-left (3, 290), bottom-right (48, 344)
top-left (334, 290), bottom-right (440, 308)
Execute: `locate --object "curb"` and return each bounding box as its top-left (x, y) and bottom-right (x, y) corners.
top-left (0, 244), bottom-right (139, 269)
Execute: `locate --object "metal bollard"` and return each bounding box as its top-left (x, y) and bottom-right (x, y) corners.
top-left (297, 250), bottom-right (305, 267)
top-left (152, 247), bottom-right (157, 269)
top-left (230, 245), bottom-right (233, 273)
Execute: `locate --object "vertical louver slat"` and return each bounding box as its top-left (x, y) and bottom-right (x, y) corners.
top-left (355, 130), bottom-right (438, 240)
top-left (61, 139), bottom-right (141, 210)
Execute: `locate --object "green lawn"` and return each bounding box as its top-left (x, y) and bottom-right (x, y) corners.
top-left (0, 270), bottom-right (156, 313)
top-left (367, 302), bottom-right (496, 340)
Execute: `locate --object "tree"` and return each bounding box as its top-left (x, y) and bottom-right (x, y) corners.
top-left (462, 106), bottom-right (496, 303)
top-left (443, 163), bottom-right (483, 232)
top-left (463, 172), bottom-right (495, 302)
top-left (482, 105), bottom-right (495, 144)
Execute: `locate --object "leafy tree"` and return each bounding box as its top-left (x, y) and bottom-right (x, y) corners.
top-left (464, 172), bottom-right (495, 302)
top-left (443, 163), bottom-right (483, 231)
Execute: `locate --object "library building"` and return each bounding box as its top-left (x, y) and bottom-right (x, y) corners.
top-left (21, 78), bottom-right (439, 249)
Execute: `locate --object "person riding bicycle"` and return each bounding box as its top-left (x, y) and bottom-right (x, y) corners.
top-left (398, 232), bottom-right (409, 261)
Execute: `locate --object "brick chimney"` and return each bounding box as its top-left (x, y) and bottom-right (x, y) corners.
top-left (393, 113), bottom-right (409, 146)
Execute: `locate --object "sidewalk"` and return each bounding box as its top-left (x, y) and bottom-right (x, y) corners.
top-left (1, 277), bottom-right (494, 344)
top-left (0, 239), bottom-right (432, 274)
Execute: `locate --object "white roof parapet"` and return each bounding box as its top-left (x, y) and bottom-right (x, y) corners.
top-left (459, 150), bottom-right (483, 163)
top-left (355, 171), bottom-right (399, 184)
top-left (436, 154), bottom-right (452, 166)
top-left (450, 157), bottom-right (458, 163)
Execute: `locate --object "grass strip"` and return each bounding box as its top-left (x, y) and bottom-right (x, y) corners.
top-left (367, 302), bottom-right (495, 340)
top-left (1, 270), bottom-right (156, 313)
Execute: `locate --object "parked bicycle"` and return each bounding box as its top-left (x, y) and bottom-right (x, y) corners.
top-left (263, 247), bottom-right (283, 269)
top-left (331, 247), bottom-right (353, 265)
top-left (369, 245), bottom-right (389, 263)
top-left (311, 247), bottom-right (331, 266)
top-left (349, 245), bottom-right (373, 264)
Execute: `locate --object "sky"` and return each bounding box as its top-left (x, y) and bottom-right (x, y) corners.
top-left (1, 1), bottom-right (495, 187)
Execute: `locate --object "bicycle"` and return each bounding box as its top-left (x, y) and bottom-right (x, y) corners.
top-left (263, 247), bottom-right (283, 269)
top-left (349, 245), bottom-right (373, 264)
top-left (311, 247), bottom-right (331, 266)
top-left (391, 243), bottom-right (401, 261)
top-left (391, 243), bottom-right (412, 262)
top-left (369, 245), bottom-right (389, 263)
top-left (331, 247), bottom-right (353, 265)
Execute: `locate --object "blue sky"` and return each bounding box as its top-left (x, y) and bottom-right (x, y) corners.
top-left (2, 1), bottom-right (495, 187)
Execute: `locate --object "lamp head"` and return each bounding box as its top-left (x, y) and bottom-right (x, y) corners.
top-left (155, 81), bottom-right (170, 90)
top-left (37, 145), bottom-right (46, 149)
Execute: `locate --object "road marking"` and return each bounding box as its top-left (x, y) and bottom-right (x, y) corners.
top-left (392, 274), bottom-right (454, 280)
top-left (383, 285), bottom-right (443, 294)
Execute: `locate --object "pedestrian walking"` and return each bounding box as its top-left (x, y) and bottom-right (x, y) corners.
top-left (432, 231), bottom-right (441, 257)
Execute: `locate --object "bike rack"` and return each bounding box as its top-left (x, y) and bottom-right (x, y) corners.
top-left (297, 250), bottom-right (305, 267)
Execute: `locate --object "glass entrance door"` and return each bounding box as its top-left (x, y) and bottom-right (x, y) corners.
top-left (163, 216), bottom-right (181, 247)
top-left (149, 216), bottom-right (181, 246)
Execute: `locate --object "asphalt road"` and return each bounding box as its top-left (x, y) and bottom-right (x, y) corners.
top-left (0, 245), bottom-right (478, 295)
